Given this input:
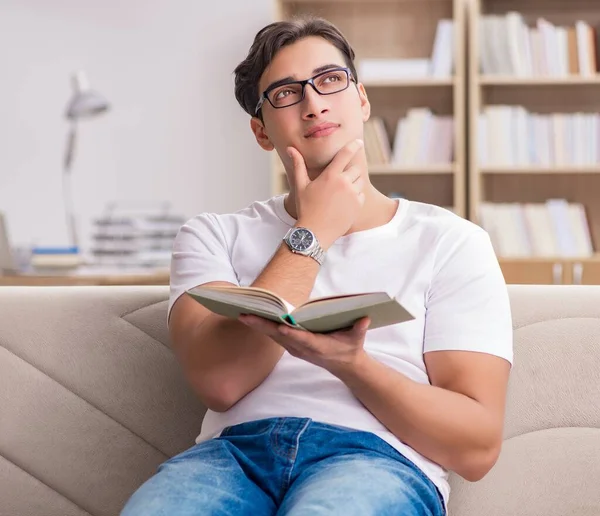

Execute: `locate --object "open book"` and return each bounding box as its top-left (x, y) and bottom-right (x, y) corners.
top-left (186, 285), bottom-right (414, 333)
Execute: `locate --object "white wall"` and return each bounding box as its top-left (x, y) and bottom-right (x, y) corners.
top-left (0, 0), bottom-right (273, 250)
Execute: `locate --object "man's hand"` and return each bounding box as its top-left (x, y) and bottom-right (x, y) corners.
top-left (238, 314), bottom-right (371, 376)
top-left (288, 139), bottom-right (366, 249)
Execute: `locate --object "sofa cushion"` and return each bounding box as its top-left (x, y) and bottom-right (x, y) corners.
top-left (448, 285), bottom-right (600, 516)
top-left (1, 284), bottom-right (599, 516)
top-left (0, 286), bottom-right (206, 516)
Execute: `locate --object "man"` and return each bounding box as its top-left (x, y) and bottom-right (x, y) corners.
top-left (121, 16), bottom-right (513, 516)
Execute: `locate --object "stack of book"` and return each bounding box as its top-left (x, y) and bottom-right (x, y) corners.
top-left (29, 247), bottom-right (82, 273)
top-left (479, 106), bottom-right (600, 167)
top-left (479, 13), bottom-right (600, 76)
top-left (364, 111), bottom-right (454, 167)
top-left (478, 199), bottom-right (594, 258)
top-left (90, 211), bottom-right (184, 268)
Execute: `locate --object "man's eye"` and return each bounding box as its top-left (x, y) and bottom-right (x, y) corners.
top-left (274, 88), bottom-right (297, 100)
top-left (322, 73), bottom-right (342, 83)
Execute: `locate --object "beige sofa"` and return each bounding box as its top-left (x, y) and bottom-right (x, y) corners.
top-left (1, 285), bottom-right (599, 516)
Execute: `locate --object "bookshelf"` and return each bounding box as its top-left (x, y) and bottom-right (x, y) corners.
top-left (468, 0), bottom-right (600, 284)
top-left (272, 0), bottom-right (467, 217)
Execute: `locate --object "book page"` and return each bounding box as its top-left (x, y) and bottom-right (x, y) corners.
top-left (294, 292), bottom-right (392, 320)
top-left (293, 293), bottom-right (414, 334)
top-left (299, 291), bottom-right (384, 308)
top-left (187, 285), bottom-right (289, 314)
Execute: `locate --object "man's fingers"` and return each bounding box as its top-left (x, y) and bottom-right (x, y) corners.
top-left (341, 165), bottom-right (361, 184)
top-left (357, 317), bottom-right (371, 332)
top-left (346, 317), bottom-right (370, 336)
top-left (352, 177), bottom-right (365, 194)
top-left (287, 147), bottom-right (310, 190)
top-left (239, 314), bottom-right (279, 336)
top-left (324, 139), bottom-right (364, 177)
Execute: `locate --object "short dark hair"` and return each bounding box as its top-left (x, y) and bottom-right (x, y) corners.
top-left (234, 16), bottom-right (357, 118)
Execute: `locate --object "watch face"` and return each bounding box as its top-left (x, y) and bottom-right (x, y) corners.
top-left (289, 228), bottom-right (314, 251)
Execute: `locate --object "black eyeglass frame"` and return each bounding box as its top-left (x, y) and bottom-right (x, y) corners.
top-left (254, 66), bottom-right (355, 116)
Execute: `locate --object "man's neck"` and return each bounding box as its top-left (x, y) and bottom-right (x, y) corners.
top-left (283, 183), bottom-right (399, 237)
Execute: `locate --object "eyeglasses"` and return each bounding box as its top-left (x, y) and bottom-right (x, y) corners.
top-left (255, 67), bottom-right (355, 116)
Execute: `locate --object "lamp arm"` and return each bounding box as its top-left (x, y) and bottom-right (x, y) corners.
top-left (62, 123), bottom-right (79, 249)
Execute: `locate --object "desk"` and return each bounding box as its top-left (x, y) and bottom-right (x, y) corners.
top-left (0, 270), bottom-right (170, 286)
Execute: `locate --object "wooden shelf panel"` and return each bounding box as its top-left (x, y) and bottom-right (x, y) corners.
top-left (276, 164), bottom-right (455, 176)
top-left (481, 166), bottom-right (600, 174)
top-left (362, 78), bottom-right (454, 87)
top-left (369, 164), bottom-right (455, 174)
top-left (281, 0), bottom-right (452, 4)
top-left (370, 173), bottom-right (454, 207)
top-left (480, 75), bottom-right (600, 86)
top-left (280, 0), bottom-right (453, 59)
top-left (0, 271), bottom-right (170, 286)
top-left (499, 255), bottom-right (600, 285)
top-left (481, 0), bottom-right (600, 25)
top-left (499, 254), bottom-right (600, 263)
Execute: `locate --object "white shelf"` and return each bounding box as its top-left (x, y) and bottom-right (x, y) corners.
top-left (362, 78), bottom-right (454, 88)
top-left (498, 254), bottom-right (600, 263)
top-left (481, 166), bottom-right (600, 174)
top-left (369, 164), bottom-right (455, 174)
top-left (282, 0), bottom-right (436, 3)
top-left (480, 75), bottom-right (600, 86)
top-left (276, 164), bottom-right (455, 176)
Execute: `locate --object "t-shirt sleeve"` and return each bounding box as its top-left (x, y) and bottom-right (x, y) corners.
top-left (423, 227), bottom-right (513, 365)
top-left (168, 213), bottom-right (240, 321)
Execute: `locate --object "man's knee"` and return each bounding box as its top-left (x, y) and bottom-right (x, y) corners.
top-left (120, 451), bottom-right (275, 516)
top-left (280, 455), bottom-right (443, 516)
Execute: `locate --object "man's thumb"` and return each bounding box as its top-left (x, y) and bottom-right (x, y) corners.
top-left (287, 147), bottom-right (309, 189)
top-left (355, 317), bottom-right (371, 334)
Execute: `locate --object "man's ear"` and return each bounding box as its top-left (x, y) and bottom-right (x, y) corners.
top-left (250, 117), bottom-right (275, 151)
top-left (357, 83), bottom-right (371, 123)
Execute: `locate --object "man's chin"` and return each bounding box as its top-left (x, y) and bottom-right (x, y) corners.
top-left (304, 148), bottom-right (341, 175)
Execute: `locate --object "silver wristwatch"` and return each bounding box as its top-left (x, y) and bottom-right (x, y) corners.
top-left (283, 227), bottom-right (326, 265)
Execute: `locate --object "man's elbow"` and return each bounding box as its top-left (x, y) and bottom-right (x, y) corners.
top-left (189, 376), bottom-right (244, 413)
top-left (457, 443), bottom-right (502, 482)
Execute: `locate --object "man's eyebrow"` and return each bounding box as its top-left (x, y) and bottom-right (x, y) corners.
top-left (263, 64), bottom-right (344, 93)
top-left (312, 63), bottom-right (344, 75)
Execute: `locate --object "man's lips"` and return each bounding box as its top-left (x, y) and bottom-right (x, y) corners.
top-left (304, 123), bottom-right (340, 138)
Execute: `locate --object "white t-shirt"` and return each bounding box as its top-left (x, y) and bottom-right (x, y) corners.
top-left (168, 194), bottom-right (513, 509)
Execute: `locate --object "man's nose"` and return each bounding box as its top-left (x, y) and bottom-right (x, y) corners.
top-left (301, 84), bottom-right (330, 119)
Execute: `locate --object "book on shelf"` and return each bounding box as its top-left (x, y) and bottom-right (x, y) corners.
top-left (364, 111), bottom-right (454, 168)
top-left (479, 12), bottom-right (600, 77)
top-left (478, 200), bottom-right (594, 258)
top-left (186, 284), bottom-right (414, 334)
top-left (359, 58), bottom-right (430, 81)
top-left (430, 18), bottom-right (455, 78)
top-left (479, 106), bottom-right (600, 167)
top-left (358, 19), bottom-right (454, 81)
top-left (364, 117), bottom-right (392, 166)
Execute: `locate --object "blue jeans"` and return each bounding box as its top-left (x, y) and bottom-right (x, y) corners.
top-left (121, 417), bottom-right (446, 516)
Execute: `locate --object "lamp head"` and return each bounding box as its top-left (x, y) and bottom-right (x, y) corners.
top-left (65, 70), bottom-right (109, 120)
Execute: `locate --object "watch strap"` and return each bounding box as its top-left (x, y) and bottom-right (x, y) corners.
top-left (308, 244), bottom-right (325, 265)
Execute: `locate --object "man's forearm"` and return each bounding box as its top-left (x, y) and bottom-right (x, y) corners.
top-left (332, 354), bottom-right (502, 481)
top-left (187, 240), bottom-right (323, 411)
top-left (252, 240), bottom-right (321, 307)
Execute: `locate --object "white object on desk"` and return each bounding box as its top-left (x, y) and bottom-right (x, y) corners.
top-left (0, 213), bottom-right (17, 274)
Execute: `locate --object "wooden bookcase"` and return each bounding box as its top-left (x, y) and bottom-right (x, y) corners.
top-left (468, 0), bottom-right (600, 284)
top-left (272, 0), bottom-right (467, 218)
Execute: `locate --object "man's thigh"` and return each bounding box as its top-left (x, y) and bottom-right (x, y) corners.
top-left (120, 439), bottom-right (276, 516)
top-left (278, 453), bottom-right (445, 516)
